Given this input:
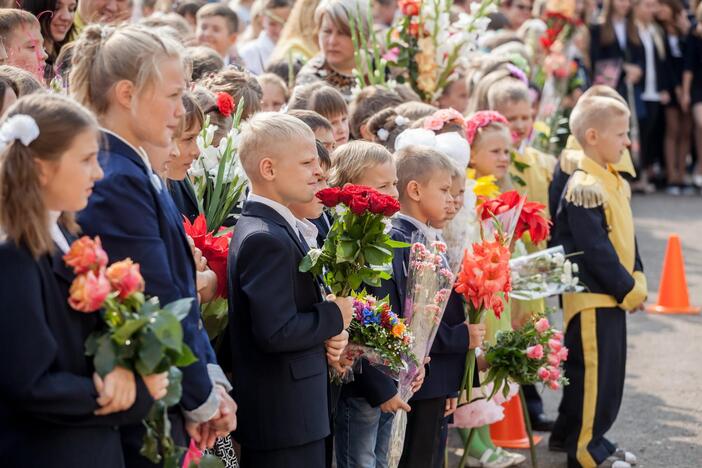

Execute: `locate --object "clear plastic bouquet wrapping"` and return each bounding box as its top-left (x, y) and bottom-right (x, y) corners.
top-left (509, 246), bottom-right (583, 300)
top-left (387, 233), bottom-right (455, 467)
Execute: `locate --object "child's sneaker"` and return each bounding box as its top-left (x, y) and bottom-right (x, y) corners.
top-left (613, 448), bottom-right (637, 465)
top-left (597, 456), bottom-right (631, 468)
top-left (477, 448), bottom-right (517, 468)
top-left (495, 447), bottom-right (525, 465)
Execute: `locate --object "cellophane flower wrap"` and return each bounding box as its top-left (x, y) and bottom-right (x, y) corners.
top-left (299, 185), bottom-right (405, 297)
top-left (388, 234), bottom-right (455, 468)
top-left (188, 97), bottom-right (248, 232)
top-left (343, 293), bottom-right (417, 380)
top-left (510, 245), bottom-right (583, 300)
top-left (478, 190), bottom-right (551, 244)
top-left (63, 236), bottom-right (202, 467)
top-left (385, 0), bottom-right (498, 102)
top-left (483, 314), bottom-right (569, 398)
top-left (183, 214), bottom-right (233, 341)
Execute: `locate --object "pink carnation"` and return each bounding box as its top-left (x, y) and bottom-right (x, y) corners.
top-left (535, 317), bottom-right (550, 334)
top-left (548, 354), bottom-right (561, 367)
top-left (557, 347), bottom-right (569, 362)
top-left (526, 344), bottom-right (544, 360)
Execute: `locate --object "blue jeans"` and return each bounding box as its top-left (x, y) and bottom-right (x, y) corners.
top-left (335, 396), bottom-right (395, 468)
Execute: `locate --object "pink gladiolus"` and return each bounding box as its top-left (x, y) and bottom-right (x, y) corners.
top-left (548, 366), bottom-right (561, 381)
top-left (535, 317), bottom-right (550, 334)
top-left (537, 367), bottom-right (550, 381)
top-left (526, 344), bottom-right (544, 360)
top-left (548, 338), bottom-right (563, 352)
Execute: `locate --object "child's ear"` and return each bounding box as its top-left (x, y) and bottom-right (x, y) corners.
top-left (259, 157), bottom-right (275, 181)
top-left (359, 123), bottom-right (373, 141)
top-left (406, 180), bottom-right (421, 202)
top-left (584, 127), bottom-right (598, 147)
top-left (113, 80), bottom-right (135, 111)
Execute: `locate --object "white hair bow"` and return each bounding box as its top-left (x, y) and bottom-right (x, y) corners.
top-left (394, 128), bottom-right (471, 169)
top-left (0, 114), bottom-right (40, 152)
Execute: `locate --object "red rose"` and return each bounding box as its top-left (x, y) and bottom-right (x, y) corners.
top-left (368, 192), bottom-right (401, 216)
top-left (349, 193), bottom-right (371, 215)
top-left (316, 187), bottom-right (343, 207)
top-left (216, 92), bottom-right (235, 117)
top-left (63, 236), bottom-right (109, 275)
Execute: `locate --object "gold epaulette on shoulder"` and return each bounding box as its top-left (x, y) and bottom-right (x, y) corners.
top-left (565, 170), bottom-right (604, 208)
top-left (559, 149), bottom-right (582, 175)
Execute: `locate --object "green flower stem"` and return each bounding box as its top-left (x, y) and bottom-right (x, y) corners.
top-left (457, 428), bottom-right (476, 468)
top-left (519, 386), bottom-right (538, 468)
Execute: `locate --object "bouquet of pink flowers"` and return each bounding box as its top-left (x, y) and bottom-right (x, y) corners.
top-left (63, 236), bottom-right (202, 467)
top-left (388, 235), bottom-right (455, 467)
top-left (482, 314), bottom-right (569, 398)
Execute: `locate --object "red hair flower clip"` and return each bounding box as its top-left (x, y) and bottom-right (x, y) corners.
top-left (465, 110), bottom-right (509, 145)
top-left (423, 108), bottom-right (466, 132)
top-left (216, 92), bottom-right (235, 117)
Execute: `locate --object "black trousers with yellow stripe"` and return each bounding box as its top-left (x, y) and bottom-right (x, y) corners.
top-left (552, 307), bottom-right (627, 468)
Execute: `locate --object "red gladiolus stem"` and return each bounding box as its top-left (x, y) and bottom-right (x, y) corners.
top-left (519, 386), bottom-right (538, 468)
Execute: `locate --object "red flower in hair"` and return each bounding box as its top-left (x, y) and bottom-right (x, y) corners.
top-left (465, 110), bottom-right (510, 145)
top-left (216, 92), bottom-right (235, 117)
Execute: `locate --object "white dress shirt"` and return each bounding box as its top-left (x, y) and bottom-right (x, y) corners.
top-left (49, 211), bottom-right (69, 253)
top-left (296, 218), bottom-right (319, 249)
top-left (639, 24), bottom-right (660, 102)
top-left (239, 31), bottom-right (276, 75)
top-left (396, 213), bottom-right (442, 242)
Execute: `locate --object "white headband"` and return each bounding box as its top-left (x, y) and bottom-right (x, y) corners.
top-left (0, 114), bottom-right (40, 152)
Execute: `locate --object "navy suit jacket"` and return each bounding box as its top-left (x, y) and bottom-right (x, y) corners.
top-left (228, 201), bottom-right (344, 451)
top-left (78, 132), bottom-right (217, 415)
top-left (0, 240), bottom-right (153, 468)
top-left (367, 217), bottom-right (470, 402)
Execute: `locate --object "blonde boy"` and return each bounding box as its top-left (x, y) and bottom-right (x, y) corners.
top-left (0, 10), bottom-right (47, 83)
top-left (228, 113), bottom-right (353, 468)
top-left (550, 97), bottom-right (646, 468)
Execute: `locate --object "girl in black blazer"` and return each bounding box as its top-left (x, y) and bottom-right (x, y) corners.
top-left (0, 95), bottom-right (167, 468)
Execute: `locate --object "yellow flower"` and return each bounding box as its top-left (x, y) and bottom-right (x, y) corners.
top-left (467, 168), bottom-right (500, 198)
top-left (533, 120), bottom-right (550, 136)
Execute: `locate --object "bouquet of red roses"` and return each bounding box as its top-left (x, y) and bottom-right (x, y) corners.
top-left (63, 236), bottom-right (202, 467)
top-left (478, 190), bottom-right (551, 245)
top-left (183, 214), bottom-right (232, 340)
top-left (300, 185), bottom-right (404, 296)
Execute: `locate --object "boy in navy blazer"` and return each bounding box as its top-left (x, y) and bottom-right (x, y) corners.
top-left (368, 146), bottom-right (486, 468)
top-left (227, 113), bottom-right (354, 468)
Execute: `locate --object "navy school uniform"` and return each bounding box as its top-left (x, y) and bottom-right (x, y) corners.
top-left (0, 238), bottom-right (154, 468)
top-left (168, 178), bottom-right (200, 224)
top-left (227, 200), bottom-right (344, 468)
top-left (78, 131), bottom-right (227, 467)
top-left (366, 216), bottom-right (474, 468)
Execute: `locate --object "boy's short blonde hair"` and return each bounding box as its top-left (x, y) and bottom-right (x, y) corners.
top-left (394, 145), bottom-right (455, 201)
top-left (569, 96), bottom-right (630, 147)
top-left (580, 84), bottom-right (627, 106)
top-left (487, 77), bottom-right (530, 110)
top-left (239, 112), bottom-right (315, 179)
top-left (328, 140), bottom-right (393, 187)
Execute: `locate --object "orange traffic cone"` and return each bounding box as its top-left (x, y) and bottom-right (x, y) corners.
top-left (646, 234), bottom-right (700, 314)
top-left (490, 393), bottom-right (542, 449)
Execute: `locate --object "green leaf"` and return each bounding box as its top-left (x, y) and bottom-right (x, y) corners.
top-left (363, 244), bottom-right (391, 265)
top-left (173, 344), bottom-right (198, 367)
top-left (299, 248), bottom-right (323, 272)
top-left (113, 317), bottom-right (149, 345)
top-left (136, 333), bottom-right (164, 375)
top-left (152, 312), bottom-right (184, 352)
top-left (162, 366), bottom-right (183, 407)
top-left (140, 423), bottom-right (161, 463)
top-left (94, 334), bottom-right (117, 377)
top-left (337, 240), bottom-right (358, 262)
top-left (162, 298), bottom-right (194, 322)
top-left (386, 239), bottom-right (410, 248)
top-left (197, 455), bottom-right (226, 468)
top-left (85, 332), bottom-right (100, 356)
